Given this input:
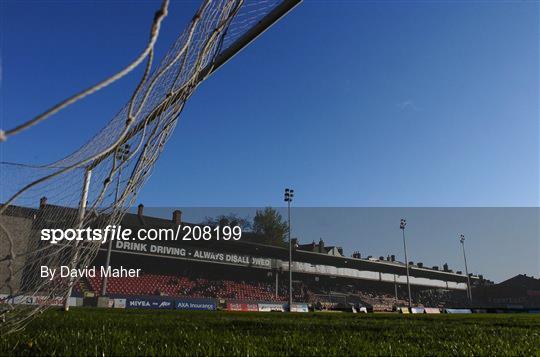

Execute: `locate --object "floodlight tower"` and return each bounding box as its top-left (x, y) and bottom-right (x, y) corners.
top-left (284, 188), bottom-right (294, 311)
top-left (459, 234), bottom-right (472, 303)
top-left (400, 218), bottom-right (412, 308)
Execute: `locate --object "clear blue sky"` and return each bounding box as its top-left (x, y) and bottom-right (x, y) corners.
top-left (1, 1), bottom-right (539, 281)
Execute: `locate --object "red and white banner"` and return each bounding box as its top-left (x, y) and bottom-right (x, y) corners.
top-left (227, 302), bottom-right (258, 312)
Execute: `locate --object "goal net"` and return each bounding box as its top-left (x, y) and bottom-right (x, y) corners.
top-left (0, 0), bottom-right (300, 332)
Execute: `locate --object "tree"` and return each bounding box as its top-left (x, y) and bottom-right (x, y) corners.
top-left (202, 213), bottom-right (251, 231)
top-left (252, 207), bottom-right (288, 247)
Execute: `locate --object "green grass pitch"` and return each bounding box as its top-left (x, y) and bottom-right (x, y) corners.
top-left (1, 308), bottom-right (539, 356)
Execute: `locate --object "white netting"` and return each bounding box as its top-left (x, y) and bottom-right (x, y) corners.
top-left (0, 0), bottom-right (296, 332)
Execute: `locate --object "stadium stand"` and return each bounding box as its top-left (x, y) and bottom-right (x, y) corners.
top-left (75, 269), bottom-right (469, 312)
top-left (3, 200), bottom-right (505, 311)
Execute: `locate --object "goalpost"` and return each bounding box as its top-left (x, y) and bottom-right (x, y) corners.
top-left (0, 0), bottom-right (301, 332)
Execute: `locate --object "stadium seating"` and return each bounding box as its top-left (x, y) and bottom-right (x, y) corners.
top-left (87, 274), bottom-right (196, 297)
top-left (84, 272), bottom-right (290, 302)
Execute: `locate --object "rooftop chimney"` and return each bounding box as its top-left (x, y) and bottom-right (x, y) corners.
top-left (318, 238), bottom-right (325, 253)
top-left (137, 204), bottom-right (144, 217)
top-left (172, 210), bottom-right (182, 225)
top-left (39, 196), bottom-right (47, 209)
